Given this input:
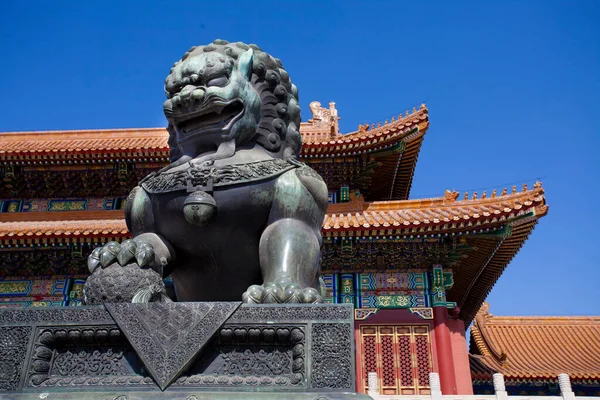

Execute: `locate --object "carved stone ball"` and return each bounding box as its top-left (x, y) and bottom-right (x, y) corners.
top-left (84, 263), bottom-right (165, 305)
top-left (183, 190), bottom-right (217, 226)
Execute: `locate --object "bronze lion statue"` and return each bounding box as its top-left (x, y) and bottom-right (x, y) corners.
top-left (85, 40), bottom-right (328, 304)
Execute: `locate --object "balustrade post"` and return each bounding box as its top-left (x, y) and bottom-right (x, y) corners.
top-left (367, 371), bottom-right (379, 398)
top-left (493, 373), bottom-right (508, 400)
top-left (559, 373), bottom-right (575, 400)
top-left (430, 372), bottom-right (443, 400)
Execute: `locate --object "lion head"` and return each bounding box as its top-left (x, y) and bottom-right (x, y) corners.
top-left (163, 40), bottom-right (301, 163)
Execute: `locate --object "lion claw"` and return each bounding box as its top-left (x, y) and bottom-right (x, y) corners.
top-left (87, 239), bottom-right (156, 273)
top-left (117, 239), bottom-right (136, 265)
top-left (87, 247), bottom-right (102, 273)
top-left (135, 242), bottom-right (155, 267)
top-left (99, 241), bottom-right (121, 267)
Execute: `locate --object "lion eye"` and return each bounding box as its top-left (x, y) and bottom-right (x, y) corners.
top-left (206, 76), bottom-right (228, 87)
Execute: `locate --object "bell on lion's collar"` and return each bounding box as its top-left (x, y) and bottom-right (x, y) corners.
top-left (183, 191), bottom-right (217, 226)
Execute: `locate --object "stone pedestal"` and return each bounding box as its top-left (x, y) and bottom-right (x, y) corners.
top-left (0, 303), bottom-right (366, 399)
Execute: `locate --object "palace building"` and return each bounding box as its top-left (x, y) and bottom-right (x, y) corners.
top-left (1, 101), bottom-right (590, 397)
top-left (470, 303), bottom-right (600, 396)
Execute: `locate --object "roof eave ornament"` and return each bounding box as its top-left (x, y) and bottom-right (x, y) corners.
top-left (308, 101), bottom-right (340, 140)
top-left (444, 190), bottom-right (460, 203)
top-left (328, 101), bottom-right (340, 137)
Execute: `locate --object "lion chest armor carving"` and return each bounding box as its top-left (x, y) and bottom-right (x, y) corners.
top-left (84, 40), bottom-right (328, 304)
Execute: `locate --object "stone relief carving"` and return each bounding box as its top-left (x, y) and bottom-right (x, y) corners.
top-left (174, 324), bottom-right (306, 388)
top-left (215, 347), bottom-right (292, 376)
top-left (311, 323), bottom-right (353, 389)
top-left (26, 325), bottom-right (154, 388)
top-left (0, 326), bottom-right (31, 390)
top-left (106, 302), bottom-right (240, 390)
top-left (53, 347), bottom-right (129, 377)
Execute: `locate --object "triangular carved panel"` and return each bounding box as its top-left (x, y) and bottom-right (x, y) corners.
top-left (106, 302), bottom-right (240, 390)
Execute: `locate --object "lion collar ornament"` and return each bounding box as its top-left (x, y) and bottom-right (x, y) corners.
top-left (84, 40), bottom-right (328, 305)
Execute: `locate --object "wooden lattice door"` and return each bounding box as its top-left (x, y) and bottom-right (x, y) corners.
top-left (360, 325), bottom-right (432, 395)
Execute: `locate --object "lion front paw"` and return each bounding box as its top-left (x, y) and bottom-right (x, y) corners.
top-left (85, 240), bottom-right (168, 305)
top-left (242, 277), bottom-right (323, 304)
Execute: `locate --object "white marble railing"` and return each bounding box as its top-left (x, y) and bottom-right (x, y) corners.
top-left (367, 372), bottom-right (599, 400)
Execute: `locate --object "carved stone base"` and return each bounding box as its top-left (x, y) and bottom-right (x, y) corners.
top-left (0, 303), bottom-right (356, 394)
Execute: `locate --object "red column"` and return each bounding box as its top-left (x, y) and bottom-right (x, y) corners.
top-left (433, 306), bottom-right (457, 394)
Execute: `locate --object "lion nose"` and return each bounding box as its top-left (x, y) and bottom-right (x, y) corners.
top-left (179, 85), bottom-right (205, 108)
top-left (179, 85), bottom-right (195, 99)
top-left (191, 88), bottom-right (205, 104)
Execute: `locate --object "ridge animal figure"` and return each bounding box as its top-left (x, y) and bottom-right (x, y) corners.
top-left (86, 40), bottom-right (328, 304)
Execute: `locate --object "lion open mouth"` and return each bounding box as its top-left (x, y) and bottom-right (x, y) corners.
top-left (176, 99), bottom-right (244, 140)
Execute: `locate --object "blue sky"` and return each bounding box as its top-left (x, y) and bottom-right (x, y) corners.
top-left (1, 1), bottom-right (598, 317)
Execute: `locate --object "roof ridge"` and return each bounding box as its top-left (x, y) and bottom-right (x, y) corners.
top-left (474, 302), bottom-right (600, 323)
top-left (360, 182), bottom-right (546, 211)
top-left (347, 104), bottom-right (428, 137)
top-left (472, 302), bottom-right (509, 364)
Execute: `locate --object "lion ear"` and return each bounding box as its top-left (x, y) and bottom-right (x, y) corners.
top-left (237, 48), bottom-right (253, 80)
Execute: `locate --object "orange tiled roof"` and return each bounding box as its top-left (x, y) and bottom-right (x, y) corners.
top-left (0, 218), bottom-right (128, 240)
top-left (323, 183), bottom-right (545, 234)
top-left (0, 128), bottom-right (169, 161)
top-left (0, 210), bottom-right (127, 240)
top-left (470, 303), bottom-right (600, 381)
